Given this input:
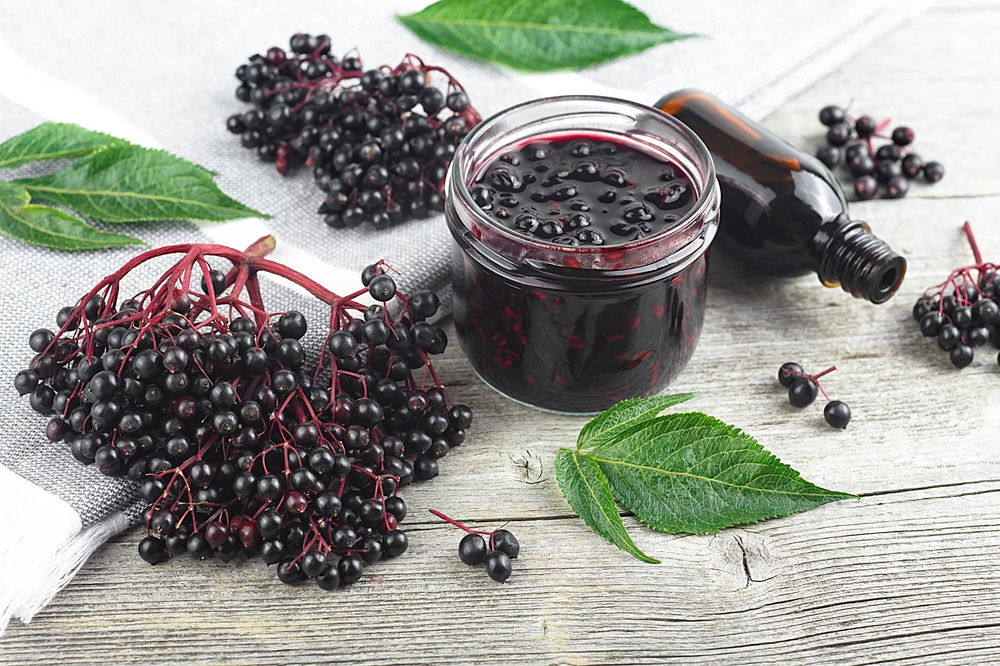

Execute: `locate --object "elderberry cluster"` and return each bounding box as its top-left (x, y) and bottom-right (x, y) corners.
top-left (913, 274), bottom-right (1000, 369)
top-left (816, 105), bottom-right (944, 201)
top-left (911, 223), bottom-right (1000, 369)
top-left (432, 510), bottom-right (519, 583)
top-left (14, 241), bottom-right (473, 590)
top-left (778, 363), bottom-right (851, 428)
top-left (226, 33), bottom-right (480, 230)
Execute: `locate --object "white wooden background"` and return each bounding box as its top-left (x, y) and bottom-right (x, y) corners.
top-left (4, 1), bottom-right (1000, 663)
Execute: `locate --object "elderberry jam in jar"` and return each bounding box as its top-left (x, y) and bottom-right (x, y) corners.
top-left (445, 97), bottom-right (720, 413)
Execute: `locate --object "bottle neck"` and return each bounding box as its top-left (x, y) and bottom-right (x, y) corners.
top-left (816, 219), bottom-right (906, 304)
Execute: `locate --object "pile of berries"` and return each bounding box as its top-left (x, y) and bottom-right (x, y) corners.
top-left (912, 222), bottom-right (1000, 369)
top-left (431, 510), bottom-right (519, 583)
top-left (13, 237), bottom-right (473, 590)
top-left (816, 104), bottom-right (944, 201)
top-left (226, 33), bottom-right (481, 230)
top-left (778, 363), bottom-right (851, 428)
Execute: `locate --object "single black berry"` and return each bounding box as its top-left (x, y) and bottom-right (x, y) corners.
top-left (818, 105), bottom-right (845, 126)
top-left (777, 362), bottom-right (804, 388)
top-left (492, 530), bottom-right (520, 559)
top-left (950, 344), bottom-right (974, 368)
top-left (458, 534), bottom-right (487, 565)
top-left (924, 161), bottom-right (945, 183)
top-left (788, 378), bottom-right (818, 408)
top-left (823, 401), bottom-right (851, 429)
top-left (485, 550), bottom-right (512, 582)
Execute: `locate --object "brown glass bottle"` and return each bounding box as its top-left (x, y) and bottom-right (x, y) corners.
top-left (656, 89), bottom-right (905, 304)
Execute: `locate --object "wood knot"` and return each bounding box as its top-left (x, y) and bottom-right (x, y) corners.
top-left (508, 449), bottom-right (544, 484)
top-left (714, 530), bottom-right (777, 589)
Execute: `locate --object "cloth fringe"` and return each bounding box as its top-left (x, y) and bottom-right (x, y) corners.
top-left (0, 464), bottom-right (82, 635)
top-left (13, 508), bottom-right (130, 625)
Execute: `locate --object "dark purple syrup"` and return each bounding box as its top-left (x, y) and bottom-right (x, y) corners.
top-left (470, 135), bottom-right (696, 247)
top-left (450, 133), bottom-right (708, 413)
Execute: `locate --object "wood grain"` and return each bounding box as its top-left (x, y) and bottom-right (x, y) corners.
top-left (4, 1), bottom-right (1000, 664)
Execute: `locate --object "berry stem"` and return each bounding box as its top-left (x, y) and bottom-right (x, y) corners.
top-left (428, 509), bottom-right (492, 536)
top-left (964, 221), bottom-right (983, 265)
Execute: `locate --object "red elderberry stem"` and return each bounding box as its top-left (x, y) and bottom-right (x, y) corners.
top-left (964, 221), bottom-right (983, 265)
top-left (428, 509), bottom-right (492, 536)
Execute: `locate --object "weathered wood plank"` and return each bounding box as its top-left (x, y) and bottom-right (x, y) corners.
top-left (4, 0), bottom-right (1000, 664)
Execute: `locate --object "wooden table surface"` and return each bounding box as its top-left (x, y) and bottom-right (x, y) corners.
top-left (4, 2), bottom-right (1000, 664)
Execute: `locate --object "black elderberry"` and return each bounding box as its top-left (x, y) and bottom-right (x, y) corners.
top-left (875, 144), bottom-right (901, 163)
top-left (384, 496), bottom-right (407, 522)
top-left (14, 369), bottom-right (38, 396)
top-left (382, 530), bottom-right (408, 557)
top-left (824, 401), bottom-right (852, 429)
top-left (492, 530), bottom-right (520, 559)
top-left (901, 154), bottom-right (924, 178)
top-left (953, 306), bottom-right (974, 328)
top-left (968, 326), bottom-right (990, 348)
top-left (826, 121), bottom-right (853, 147)
top-left (138, 536), bottom-right (166, 564)
top-left (854, 116), bottom-right (876, 139)
top-left (819, 105), bottom-right (845, 126)
top-left (777, 362), bottom-right (804, 388)
top-left (975, 298), bottom-right (999, 323)
top-left (875, 160), bottom-right (902, 184)
top-left (885, 175), bottom-right (909, 199)
top-left (950, 344), bottom-right (974, 368)
top-left (368, 275), bottom-right (397, 302)
top-left (919, 311), bottom-right (945, 337)
top-left (459, 534), bottom-right (487, 565)
top-left (788, 378), bottom-right (818, 408)
top-left (447, 91), bottom-right (469, 112)
top-left (937, 324), bottom-right (961, 351)
top-left (924, 161), bottom-right (945, 183)
top-left (316, 565), bottom-right (341, 591)
top-left (277, 559), bottom-right (303, 585)
top-left (816, 145), bottom-right (841, 168)
top-left (485, 550), bottom-right (512, 583)
top-left (891, 127), bottom-right (915, 146)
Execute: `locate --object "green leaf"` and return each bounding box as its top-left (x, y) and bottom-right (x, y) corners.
top-left (590, 412), bottom-right (856, 535)
top-left (397, 0), bottom-right (695, 72)
top-left (554, 448), bottom-right (659, 564)
top-left (577, 393), bottom-right (697, 453)
top-left (15, 144), bottom-right (267, 223)
top-left (0, 182), bottom-right (143, 251)
top-left (0, 122), bottom-right (119, 170)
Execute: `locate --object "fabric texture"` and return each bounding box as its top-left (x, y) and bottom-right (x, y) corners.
top-left (0, 0), bottom-right (933, 625)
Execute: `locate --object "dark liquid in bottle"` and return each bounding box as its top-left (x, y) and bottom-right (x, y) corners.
top-left (656, 90), bottom-right (906, 306)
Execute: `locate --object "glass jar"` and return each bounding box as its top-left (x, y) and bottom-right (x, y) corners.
top-left (445, 96), bottom-right (720, 414)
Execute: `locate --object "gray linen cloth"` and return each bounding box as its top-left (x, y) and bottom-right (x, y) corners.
top-left (0, 0), bottom-right (934, 630)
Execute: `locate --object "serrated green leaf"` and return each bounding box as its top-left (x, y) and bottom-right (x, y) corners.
top-left (554, 448), bottom-right (659, 563)
top-left (15, 144), bottom-right (267, 223)
top-left (397, 0), bottom-right (695, 73)
top-left (590, 412), bottom-right (856, 535)
top-left (0, 182), bottom-right (143, 251)
top-left (0, 122), bottom-right (118, 170)
top-left (577, 393), bottom-right (697, 453)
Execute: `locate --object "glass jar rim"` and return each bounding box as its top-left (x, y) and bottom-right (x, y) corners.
top-left (446, 95), bottom-right (719, 271)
